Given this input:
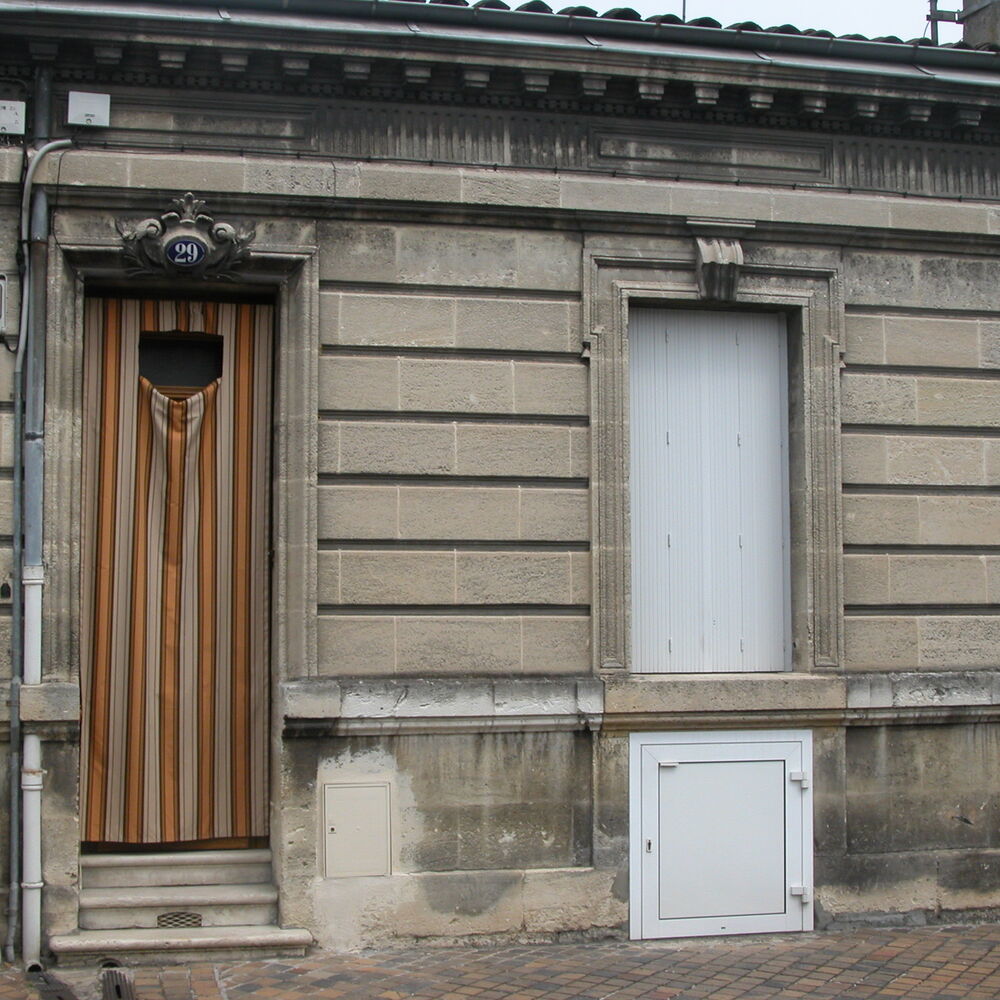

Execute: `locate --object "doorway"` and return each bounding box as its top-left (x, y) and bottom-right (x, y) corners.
top-left (80, 298), bottom-right (272, 848)
top-left (630, 730), bottom-right (813, 939)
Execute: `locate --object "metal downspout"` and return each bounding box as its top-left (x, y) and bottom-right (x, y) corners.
top-left (7, 62), bottom-right (70, 966)
top-left (4, 216), bottom-right (24, 969)
top-left (20, 184), bottom-right (54, 971)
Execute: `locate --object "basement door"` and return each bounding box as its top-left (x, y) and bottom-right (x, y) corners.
top-left (630, 730), bottom-right (813, 940)
top-left (80, 298), bottom-right (272, 847)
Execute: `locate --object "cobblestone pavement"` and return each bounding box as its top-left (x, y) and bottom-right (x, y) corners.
top-left (4, 924), bottom-right (1000, 1000)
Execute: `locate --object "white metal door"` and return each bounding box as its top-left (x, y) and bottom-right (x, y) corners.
top-left (630, 730), bottom-right (813, 940)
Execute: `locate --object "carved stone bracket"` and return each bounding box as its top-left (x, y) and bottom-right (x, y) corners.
top-left (116, 192), bottom-right (255, 279)
top-left (688, 218), bottom-right (756, 302)
top-left (695, 237), bottom-right (744, 300)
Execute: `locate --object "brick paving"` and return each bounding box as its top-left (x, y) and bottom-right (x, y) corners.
top-left (3, 924), bottom-right (1000, 1000)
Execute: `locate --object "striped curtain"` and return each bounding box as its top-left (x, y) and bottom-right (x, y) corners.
top-left (81, 299), bottom-right (271, 845)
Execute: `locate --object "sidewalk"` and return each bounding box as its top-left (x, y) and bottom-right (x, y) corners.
top-left (4, 923), bottom-right (1000, 1000)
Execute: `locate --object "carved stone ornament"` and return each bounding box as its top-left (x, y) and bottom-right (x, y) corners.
top-left (694, 236), bottom-right (744, 301)
top-left (116, 192), bottom-right (255, 279)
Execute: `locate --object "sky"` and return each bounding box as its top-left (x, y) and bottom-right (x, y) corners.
top-left (608, 1), bottom-right (964, 42)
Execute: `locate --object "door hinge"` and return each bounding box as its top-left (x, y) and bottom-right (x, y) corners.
top-left (790, 884), bottom-right (813, 903)
top-left (789, 771), bottom-right (810, 789)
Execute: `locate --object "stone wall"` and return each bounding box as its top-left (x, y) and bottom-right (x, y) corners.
top-left (314, 221), bottom-right (590, 679)
top-left (284, 731), bottom-right (623, 950)
top-left (842, 256), bottom-right (1000, 670)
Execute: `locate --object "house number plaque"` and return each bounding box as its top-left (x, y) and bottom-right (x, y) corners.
top-left (117, 192), bottom-right (255, 279)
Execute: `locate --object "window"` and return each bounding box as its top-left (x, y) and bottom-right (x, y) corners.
top-left (629, 309), bottom-right (790, 673)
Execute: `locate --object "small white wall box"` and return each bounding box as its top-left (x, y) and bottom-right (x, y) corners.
top-left (323, 782), bottom-right (391, 877)
top-left (67, 91), bottom-right (111, 128)
top-left (0, 101), bottom-right (26, 135)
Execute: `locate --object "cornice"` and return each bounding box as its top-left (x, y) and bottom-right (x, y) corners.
top-left (4, 14), bottom-right (1000, 146)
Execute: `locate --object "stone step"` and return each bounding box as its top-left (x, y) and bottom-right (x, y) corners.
top-left (81, 849), bottom-right (272, 889)
top-left (48, 925), bottom-right (312, 966)
top-left (79, 884), bottom-right (278, 930)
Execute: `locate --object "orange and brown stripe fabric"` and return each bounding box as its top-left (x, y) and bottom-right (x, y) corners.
top-left (81, 298), bottom-right (271, 845)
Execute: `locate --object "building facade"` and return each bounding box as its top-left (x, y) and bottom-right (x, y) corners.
top-left (2, 0), bottom-right (1000, 964)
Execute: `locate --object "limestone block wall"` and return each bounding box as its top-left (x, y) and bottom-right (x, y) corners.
top-left (313, 220), bottom-right (590, 679)
top-left (842, 306), bottom-right (1000, 668)
top-left (301, 730), bottom-right (623, 950)
top-left (822, 250), bottom-right (1000, 917)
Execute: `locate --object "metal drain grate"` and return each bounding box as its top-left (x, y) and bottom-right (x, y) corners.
top-left (156, 910), bottom-right (203, 928)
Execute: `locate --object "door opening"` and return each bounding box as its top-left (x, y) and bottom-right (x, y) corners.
top-left (80, 298), bottom-right (272, 849)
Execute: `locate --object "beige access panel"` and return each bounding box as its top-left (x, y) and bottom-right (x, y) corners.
top-left (322, 782), bottom-right (391, 877)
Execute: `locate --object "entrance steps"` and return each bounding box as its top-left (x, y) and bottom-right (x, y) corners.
top-left (49, 849), bottom-right (311, 964)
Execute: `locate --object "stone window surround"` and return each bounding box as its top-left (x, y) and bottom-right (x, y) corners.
top-left (586, 238), bottom-right (844, 676)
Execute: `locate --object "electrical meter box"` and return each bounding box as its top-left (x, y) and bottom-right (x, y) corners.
top-left (322, 782), bottom-right (391, 878)
top-left (67, 91), bottom-right (110, 127)
top-left (0, 101), bottom-right (26, 135)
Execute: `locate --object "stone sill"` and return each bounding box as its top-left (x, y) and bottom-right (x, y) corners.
top-left (282, 676), bottom-right (603, 736)
top-left (604, 673), bottom-right (846, 716)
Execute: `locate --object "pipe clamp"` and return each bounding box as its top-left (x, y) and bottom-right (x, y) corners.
top-left (20, 769), bottom-right (43, 791)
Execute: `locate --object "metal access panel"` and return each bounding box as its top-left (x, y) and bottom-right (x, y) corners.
top-left (629, 730), bottom-right (812, 940)
top-left (323, 782), bottom-right (391, 878)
